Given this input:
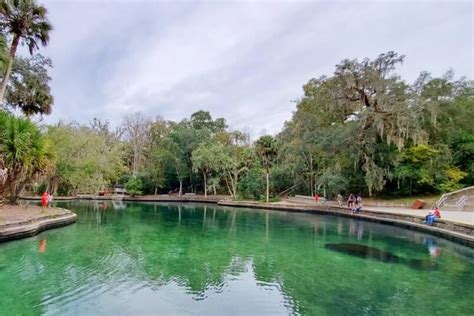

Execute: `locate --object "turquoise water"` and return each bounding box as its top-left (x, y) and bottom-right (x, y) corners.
top-left (0, 201), bottom-right (473, 315)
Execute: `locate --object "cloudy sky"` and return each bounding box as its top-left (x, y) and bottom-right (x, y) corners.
top-left (36, 0), bottom-right (473, 137)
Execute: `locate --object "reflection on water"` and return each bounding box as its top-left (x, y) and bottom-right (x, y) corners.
top-left (41, 258), bottom-right (294, 316)
top-left (39, 239), bottom-right (47, 253)
top-left (425, 237), bottom-right (442, 258)
top-left (0, 201), bottom-right (473, 315)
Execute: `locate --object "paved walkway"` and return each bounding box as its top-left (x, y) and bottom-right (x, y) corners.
top-left (0, 205), bottom-right (69, 225)
top-left (362, 206), bottom-right (474, 226)
top-left (0, 205), bottom-right (77, 242)
top-left (281, 199), bottom-right (474, 226)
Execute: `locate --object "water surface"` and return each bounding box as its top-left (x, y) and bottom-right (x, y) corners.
top-left (0, 201), bottom-right (473, 315)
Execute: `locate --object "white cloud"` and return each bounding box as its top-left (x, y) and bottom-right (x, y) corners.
top-left (39, 0), bottom-right (473, 136)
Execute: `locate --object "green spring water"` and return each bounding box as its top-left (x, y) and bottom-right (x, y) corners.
top-left (0, 201), bottom-right (473, 315)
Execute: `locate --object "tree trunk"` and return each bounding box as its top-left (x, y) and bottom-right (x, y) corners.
top-left (224, 174), bottom-right (232, 197)
top-left (265, 168), bottom-right (269, 203)
top-left (309, 153), bottom-right (314, 196)
top-left (203, 172), bottom-right (207, 198)
top-left (232, 173), bottom-right (238, 198)
top-left (0, 36), bottom-right (20, 102)
top-left (179, 180), bottom-right (183, 196)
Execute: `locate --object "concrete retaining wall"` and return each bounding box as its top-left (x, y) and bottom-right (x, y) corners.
top-left (0, 210), bottom-right (77, 242)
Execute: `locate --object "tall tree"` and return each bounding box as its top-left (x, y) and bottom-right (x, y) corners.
top-left (280, 52), bottom-right (423, 196)
top-left (44, 122), bottom-right (126, 195)
top-left (255, 135), bottom-right (277, 202)
top-left (192, 142), bottom-right (225, 197)
top-left (121, 112), bottom-right (152, 175)
top-left (0, 0), bottom-right (52, 101)
top-left (218, 131), bottom-right (253, 198)
top-left (6, 54), bottom-right (53, 117)
top-left (0, 111), bottom-right (53, 203)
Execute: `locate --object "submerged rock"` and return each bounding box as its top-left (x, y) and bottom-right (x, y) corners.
top-left (325, 243), bottom-right (437, 270)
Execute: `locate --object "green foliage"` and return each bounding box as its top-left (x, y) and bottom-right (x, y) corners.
top-left (279, 52), bottom-right (473, 197)
top-left (238, 168), bottom-right (265, 200)
top-left (6, 54), bottom-right (53, 117)
top-left (255, 135), bottom-right (278, 202)
top-left (3, 49), bottom-right (469, 202)
top-left (438, 167), bottom-right (467, 193)
top-left (44, 122), bottom-right (126, 195)
top-left (0, 0), bottom-right (52, 54)
top-left (0, 33), bottom-right (8, 73)
top-left (0, 0), bottom-right (53, 101)
top-left (125, 176), bottom-right (143, 197)
top-left (255, 135), bottom-right (277, 169)
top-left (0, 111), bottom-right (53, 202)
top-left (269, 165), bottom-right (294, 194)
top-left (192, 141), bottom-right (226, 196)
top-left (219, 141), bottom-right (254, 198)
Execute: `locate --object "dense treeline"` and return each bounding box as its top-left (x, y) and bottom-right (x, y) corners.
top-left (1, 51), bottom-right (473, 203)
top-left (279, 52), bottom-right (474, 198)
top-left (0, 3), bottom-right (472, 203)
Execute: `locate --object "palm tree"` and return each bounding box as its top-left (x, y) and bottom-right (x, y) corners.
top-left (255, 135), bottom-right (277, 203)
top-left (0, 0), bottom-right (52, 102)
top-left (0, 111), bottom-right (53, 203)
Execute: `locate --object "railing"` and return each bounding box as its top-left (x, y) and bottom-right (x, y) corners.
top-left (436, 186), bottom-right (474, 211)
top-left (456, 195), bottom-right (468, 211)
top-left (436, 195), bottom-right (448, 208)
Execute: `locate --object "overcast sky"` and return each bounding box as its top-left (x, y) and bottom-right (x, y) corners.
top-left (36, 0), bottom-right (473, 137)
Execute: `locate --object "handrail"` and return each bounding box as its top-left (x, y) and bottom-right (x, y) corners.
top-left (436, 186), bottom-right (474, 208)
top-left (456, 195), bottom-right (468, 211)
top-left (436, 195), bottom-right (448, 208)
top-left (441, 186), bottom-right (474, 198)
top-left (278, 184), bottom-right (298, 197)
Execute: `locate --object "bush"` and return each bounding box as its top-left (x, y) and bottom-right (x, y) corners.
top-left (125, 177), bottom-right (143, 197)
top-left (270, 166), bottom-right (294, 194)
top-left (238, 168), bottom-right (265, 200)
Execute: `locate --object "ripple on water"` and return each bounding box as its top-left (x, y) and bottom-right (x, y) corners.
top-left (1, 201), bottom-right (473, 315)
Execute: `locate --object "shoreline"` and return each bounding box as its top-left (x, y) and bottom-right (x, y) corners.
top-left (0, 206), bottom-right (77, 243)
top-left (17, 195), bottom-right (474, 247)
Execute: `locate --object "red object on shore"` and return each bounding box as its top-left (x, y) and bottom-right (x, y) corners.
top-left (41, 192), bottom-right (48, 207)
top-left (411, 199), bottom-right (425, 209)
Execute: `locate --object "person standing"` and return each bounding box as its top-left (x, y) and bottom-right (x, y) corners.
top-left (337, 193), bottom-right (343, 206)
top-left (314, 193), bottom-right (320, 205)
top-left (47, 192), bottom-right (53, 207)
top-left (347, 194), bottom-right (354, 209)
top-left (41, 191), bottom-right (48, 212)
